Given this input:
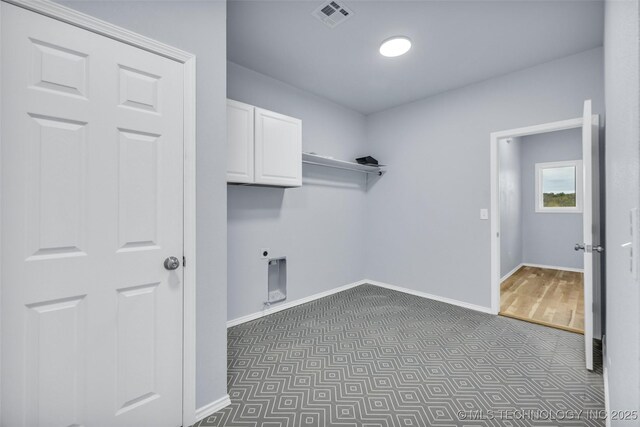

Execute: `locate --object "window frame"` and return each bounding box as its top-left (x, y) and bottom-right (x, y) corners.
top-left (535, 160), bottom-right (583, 213)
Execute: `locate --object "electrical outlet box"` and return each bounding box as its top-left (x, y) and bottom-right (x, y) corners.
top-left (480, 209), bottom-right (489, 220)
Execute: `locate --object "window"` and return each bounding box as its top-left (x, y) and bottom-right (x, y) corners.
top-left (535, 160), bottom-right (583, 213)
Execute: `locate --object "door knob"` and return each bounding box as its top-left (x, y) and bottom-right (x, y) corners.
top-left (594, 245), bottom-right (605, 253)
top-left (575, 243), bottom-right (585, 251)
top-left (164, 256), bottom-right (180, 270)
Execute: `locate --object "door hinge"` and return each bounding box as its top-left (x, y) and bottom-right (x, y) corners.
top-left (183, 256), bottom-right (186, 267)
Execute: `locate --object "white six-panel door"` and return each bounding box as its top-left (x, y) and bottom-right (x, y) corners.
top-left (1, 3), bottom-right (185, 426)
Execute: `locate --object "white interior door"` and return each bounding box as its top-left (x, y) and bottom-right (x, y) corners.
top-left (1, 3), bottom-right (185, 426)
top-left (581, 99), bottom-right (601, 371)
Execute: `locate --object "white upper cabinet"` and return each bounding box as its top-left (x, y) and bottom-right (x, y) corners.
top-left (226, 100), bottom-right (255, 184)
top-left (254, 108), bottom-right (302, 187)
top-left (227, 100), bottom-right (302, 187)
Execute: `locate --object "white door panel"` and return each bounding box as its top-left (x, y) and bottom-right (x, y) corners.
top-left (581, 99), bottom-right (600, 371)
top-left (254, 108), bottom-right (302, 187)
top-left (227, 99), bottom-right (255, 183)
top-left (1, 3), bottom-right (184, 426)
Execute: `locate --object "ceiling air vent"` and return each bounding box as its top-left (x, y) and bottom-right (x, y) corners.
top-left (313, 1), bottom-right (353, 28)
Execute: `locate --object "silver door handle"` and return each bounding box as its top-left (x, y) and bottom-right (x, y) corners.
top-left (575, 243), bottom-right (586, 251)
top-left (594, 245), bottom-right (604, 253)
top-left (164, 256), bottom-right (180, 270)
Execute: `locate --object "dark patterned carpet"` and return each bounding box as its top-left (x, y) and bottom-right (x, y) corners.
top-left (195, 284), bottom-right (605, 426)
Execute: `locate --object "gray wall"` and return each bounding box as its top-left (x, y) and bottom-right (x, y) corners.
top-left (499, 138), bottom-right (523, 277)
top-left (520, 129), bottom-right (583, 270)
top-left (604, 0), bottom-right (640, 419)
top-left (227, 62), bottom-right (368, 321)
top-left (364, 48), bottom-right (604, 308)
top-left (58, 0), bottom-right (229, 409)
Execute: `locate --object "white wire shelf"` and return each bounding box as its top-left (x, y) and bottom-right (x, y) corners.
top-left (302, 153), bottom-right (385, 176)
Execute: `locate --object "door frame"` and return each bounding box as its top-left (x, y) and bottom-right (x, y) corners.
top-left (0, 1), bottom-right (198, 425)
top-left (489, 117), bottom-right (587, 315)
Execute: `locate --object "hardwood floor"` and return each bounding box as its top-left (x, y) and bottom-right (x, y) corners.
top-left (500, 266), bottom-right (584, 334)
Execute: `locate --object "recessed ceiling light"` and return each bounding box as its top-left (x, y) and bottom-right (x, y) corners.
top-left (379, 36), bottom-right (412, 57)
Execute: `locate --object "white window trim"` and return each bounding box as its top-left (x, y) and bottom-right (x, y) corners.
top-left (535, 160), bottom-right (583, 213)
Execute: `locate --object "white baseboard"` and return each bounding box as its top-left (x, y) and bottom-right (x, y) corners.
top-left (364, 279), bottom-right (494, 314)
top-left (501, 263), bottom-right (525, 282)
top-left (522, 262), bottom-right (584, 273)
top-left (227, 278), bottom-right (494, 328)
top-left (227, 280), bottom-right (367, 327)
top-left (502, 263), bottom-right (584, 277)
top-left (195, 394), bottom-right (231, 423)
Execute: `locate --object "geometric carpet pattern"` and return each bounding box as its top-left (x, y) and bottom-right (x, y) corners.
top-left (194, 284), bottom-right (605, 427)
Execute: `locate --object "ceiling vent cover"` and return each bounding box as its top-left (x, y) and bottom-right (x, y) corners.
top-left (312, 1), bottom-right (354, 28)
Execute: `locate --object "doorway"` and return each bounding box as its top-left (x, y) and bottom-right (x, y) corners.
top-left (490, 100), bottom-right (601, 370)
top-left (498, 129), bottom-right (585, 334)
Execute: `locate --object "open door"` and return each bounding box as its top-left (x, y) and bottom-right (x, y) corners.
top-left (580, 99), bottom-right (601, 371)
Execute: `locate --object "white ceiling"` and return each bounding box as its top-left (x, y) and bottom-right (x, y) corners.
top-left (227, 0), bottom-right (604, 115)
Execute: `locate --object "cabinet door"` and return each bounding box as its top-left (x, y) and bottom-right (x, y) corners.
top-left (227, 100), bottom-right (255, 183)
top-left (254, 108), bottom-right (302, 187)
